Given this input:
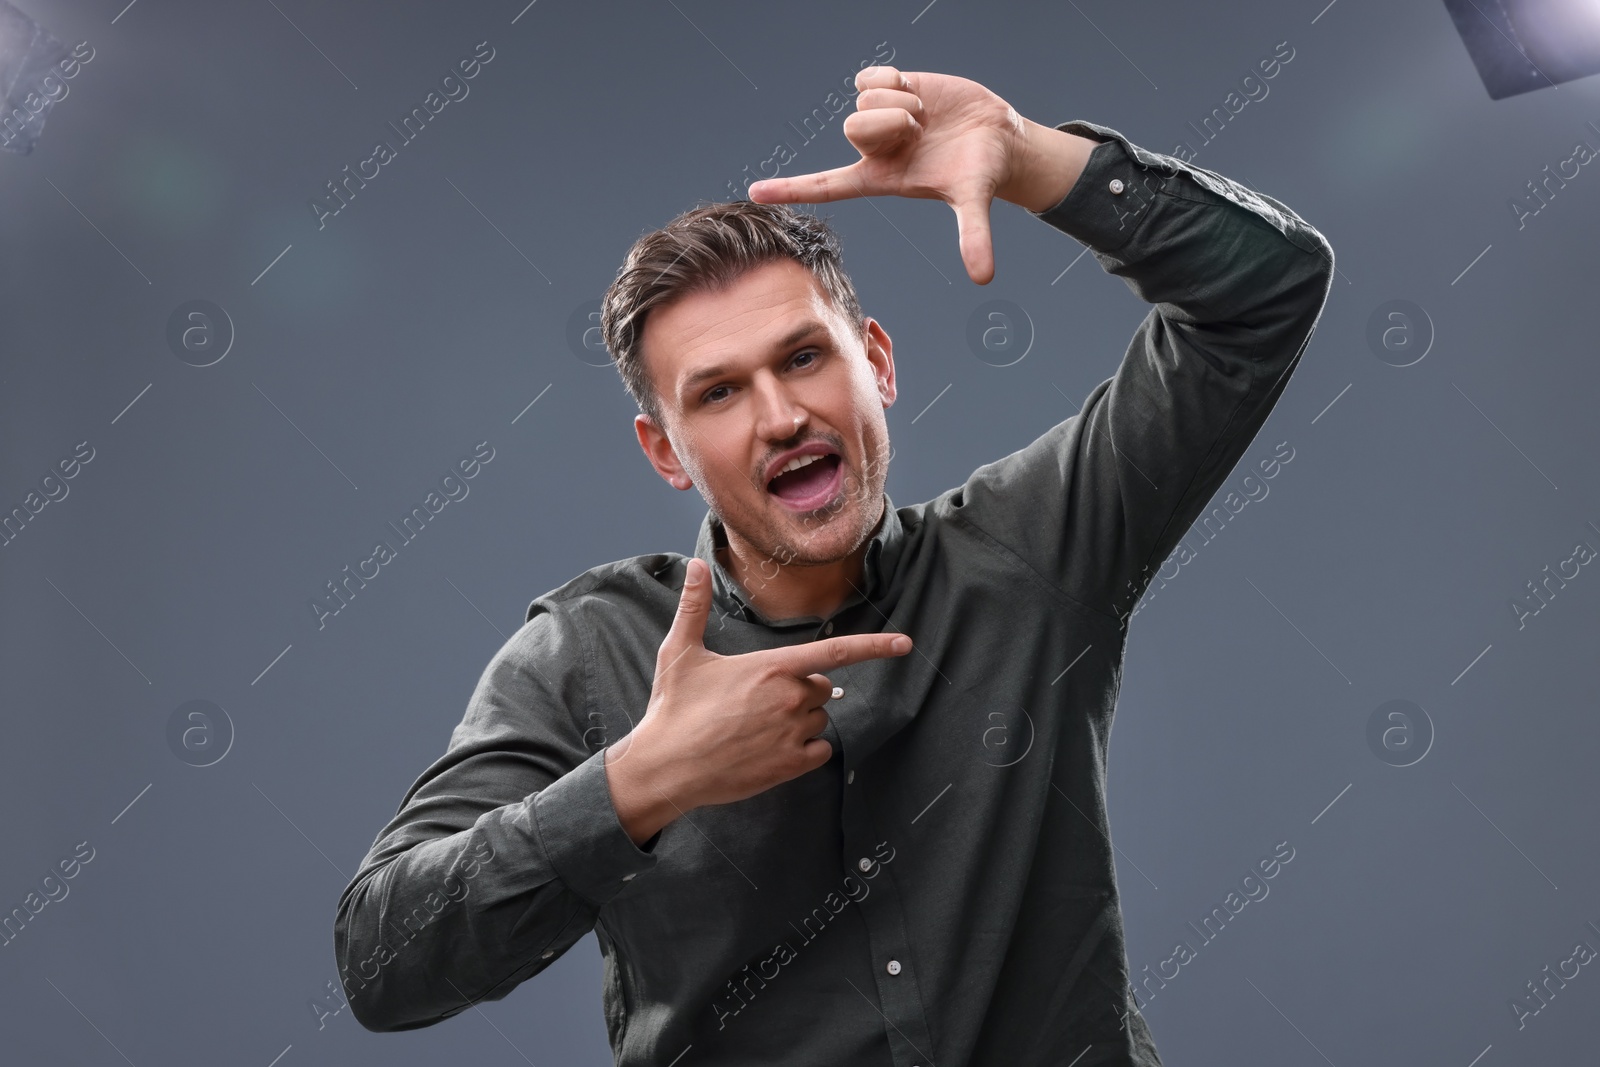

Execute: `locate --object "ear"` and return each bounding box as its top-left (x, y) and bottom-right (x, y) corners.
top-left (634, 412), bottom-right (694, 490)
top-left (862, 317), bottom-right (896, 408)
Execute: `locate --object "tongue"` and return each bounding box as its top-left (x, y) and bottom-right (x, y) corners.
top-left (769, 455), bottom-right (838, 502)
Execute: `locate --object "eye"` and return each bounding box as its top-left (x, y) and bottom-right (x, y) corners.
top-left (702, 384), bottom-right (731, 405)
top-left (790, 349), bottom-right (819, 370)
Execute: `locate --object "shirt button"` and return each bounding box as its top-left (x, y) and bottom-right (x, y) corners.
top-left (541, 949), bottom-right (554, 959)
top-left (857, 857), bottom-right (873, 872)
top-left (822, 620), bottom-right (834, 635)
top-left (622, 873), bottom-right (635, 882)
top-left (846, 769), bottom-right (855, 784)
top-left (1108, 178), bottom-right (1125, 194)
top-left (886, 960), bottom-right (902, 975)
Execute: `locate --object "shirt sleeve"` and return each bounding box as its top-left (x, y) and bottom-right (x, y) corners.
top-left (949, 119), bottom-right (1335, 627)
top-left (332, 599), bottom-right (660, 1032)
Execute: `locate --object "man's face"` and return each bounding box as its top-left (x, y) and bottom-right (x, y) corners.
top-left (633, 258), bottom-right (897, 569)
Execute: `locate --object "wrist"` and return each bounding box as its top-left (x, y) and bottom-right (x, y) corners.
top-left (604, 729), bottom-right (690, 845)
top-left (999, 117), bottom-right (1100, 215)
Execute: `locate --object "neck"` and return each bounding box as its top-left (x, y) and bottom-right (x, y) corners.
top-left (719, 498), bottom-right (885, 622)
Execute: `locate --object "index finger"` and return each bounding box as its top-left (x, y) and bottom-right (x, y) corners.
top-left (769, 632), bottom-right (913, 676)
top-left (747, 160), bottom-right (871, 205)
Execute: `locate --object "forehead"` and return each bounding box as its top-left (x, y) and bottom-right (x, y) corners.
top-left (641, 259), bottom-right (845, 404)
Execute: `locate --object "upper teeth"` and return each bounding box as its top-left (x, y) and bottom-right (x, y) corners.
top-left (777, 453), bottom-right (825, 477)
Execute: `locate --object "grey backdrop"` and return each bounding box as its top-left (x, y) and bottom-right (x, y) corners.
top-left (3, 0), bottom-right (1598, 1063)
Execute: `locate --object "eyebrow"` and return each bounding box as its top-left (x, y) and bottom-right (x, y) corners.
top-left (678, 320), bottom-right (830, 402)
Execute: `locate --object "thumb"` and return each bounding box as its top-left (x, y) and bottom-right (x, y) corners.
top-left (951, 194), bottom-right (996, 285)
top-left (662, 557), bottom-right (711, 661)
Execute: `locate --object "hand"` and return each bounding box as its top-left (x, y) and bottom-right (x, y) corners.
top-left (747, 66), bottom-right (1064, 285)
top-left (605, 558), bottom-right (912, 842)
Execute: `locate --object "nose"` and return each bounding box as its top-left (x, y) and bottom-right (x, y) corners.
top-left (752, 374), bottom-right (809, 443)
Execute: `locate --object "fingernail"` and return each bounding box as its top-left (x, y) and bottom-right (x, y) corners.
top-left (891, 636), bottom-right (911, 653)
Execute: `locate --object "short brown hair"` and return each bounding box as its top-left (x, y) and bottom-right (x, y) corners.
top-left (600, 200), bottom-right (866, 425)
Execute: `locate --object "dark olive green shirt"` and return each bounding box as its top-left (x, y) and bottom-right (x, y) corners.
top-left (333, 119), bottom-right (1334, 1066)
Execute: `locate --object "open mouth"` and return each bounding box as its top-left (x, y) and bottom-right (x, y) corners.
top-left (766, 452), bottom-right (844, 512)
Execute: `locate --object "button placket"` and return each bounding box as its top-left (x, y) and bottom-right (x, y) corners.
top-left (841, 784), bottom-right (935, 1067)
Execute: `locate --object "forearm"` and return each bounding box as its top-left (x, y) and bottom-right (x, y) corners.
top-left (1025, 118), bottom-right (1333, 340)
top-left (334, 813), bottom-right (584, 1030)
top-left (958, 118), bottom-right (1333, 623)
top-left (335, 754), bottom-right (660, 1030)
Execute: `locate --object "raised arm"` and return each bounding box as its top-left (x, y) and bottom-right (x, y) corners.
top-left (752, 66), bottom-right (1334, 624)
top-left (959, 120), bottom-right (1334, 624)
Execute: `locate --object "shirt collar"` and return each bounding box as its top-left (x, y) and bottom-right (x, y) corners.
top-left (692, 493), bottom-right (904, 628)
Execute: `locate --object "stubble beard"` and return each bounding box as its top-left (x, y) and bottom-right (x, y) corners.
top-left (702, 426), bottom-right (891, 573)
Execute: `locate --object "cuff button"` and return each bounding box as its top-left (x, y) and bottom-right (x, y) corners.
top-left (1108, 179), bottom-right (1125, 195)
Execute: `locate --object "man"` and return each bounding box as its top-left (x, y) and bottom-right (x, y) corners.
top-left (333, 64), bottom-right (1333, 1066)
